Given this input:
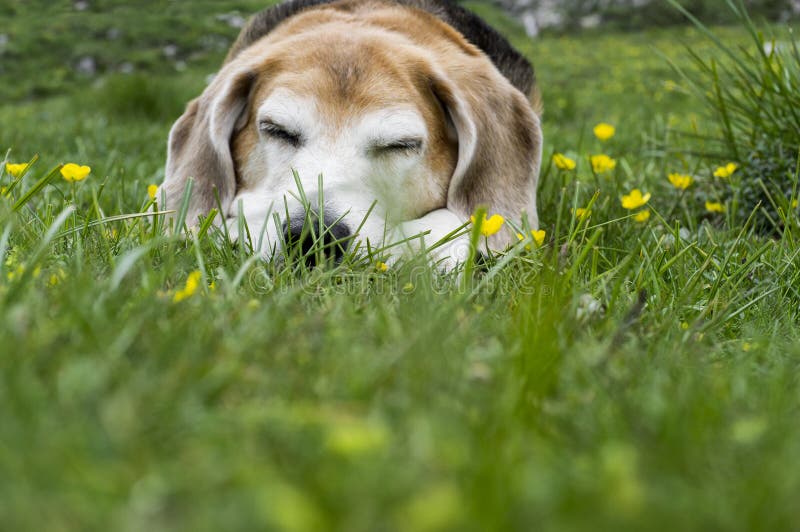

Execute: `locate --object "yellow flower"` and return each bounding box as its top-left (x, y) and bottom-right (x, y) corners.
top-left (552, 153), bottom-right (576, 171)
top-left (375, 261), bottom-right (389, 272)
top-left (621, 189), bottom-right (651, 210)
top-left (173, 270), bottom-right (202, 303)
top-left (633, 209), bottom-right (651, 222)
top-left (5, 162), bottom-right (29, 178)
top-left (326, 421), bottom-right (388, 456)
top-left (668, 173), bottom-right (693, 190)
top-left (792, 199), bottom-right (798, 209)
top-left (574, 207), bottom-right (591, 220)
top-left (590, 154), bottom-right (617, 174)
top-left (516, 229), bottom-right (546, 248)
top-left (705, 201), bottom-right (726, 213)
top-left (147, 184), bottom-right (159, 200)
top-left (713, 162), bottom-right (738, 179)
top-left (593, 123), bottom-right (616, 141)
top-left (0, 186), bottom-right (8, 197)
top-left (6, 265), bottom-right (25, 281)
top-left (470, 213), bottom-right (505, 237)
top-left (48, 269), bottom-right (66, 287)
top-left (60, 163), bottom-right (91, 182)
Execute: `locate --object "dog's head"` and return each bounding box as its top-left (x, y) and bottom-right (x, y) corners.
top-left (162, 3), bottom-right (542, 256)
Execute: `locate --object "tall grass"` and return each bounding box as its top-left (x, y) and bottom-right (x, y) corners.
top-left (668, 0), bottom-right (800, 232)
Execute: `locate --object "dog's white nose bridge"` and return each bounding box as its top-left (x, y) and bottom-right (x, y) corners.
top-left (290, 139), bottom-right (363, 200)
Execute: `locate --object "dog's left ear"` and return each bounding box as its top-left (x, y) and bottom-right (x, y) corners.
top-left (161, 60), bottom-right (258, 227)
top-left (429, 59), bottom-right (543, 247)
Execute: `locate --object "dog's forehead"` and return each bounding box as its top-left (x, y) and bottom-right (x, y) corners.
top-left (256, 87), bottom-right (428, 144)
top-left (248, 27), bottom-right (429, 124)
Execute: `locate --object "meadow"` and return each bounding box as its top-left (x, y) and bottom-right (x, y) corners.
top-left (1, 1), bottom-right (799, 530)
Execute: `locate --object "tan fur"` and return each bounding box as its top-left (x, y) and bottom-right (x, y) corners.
top-left (163, 0), bottom-right (542, 247)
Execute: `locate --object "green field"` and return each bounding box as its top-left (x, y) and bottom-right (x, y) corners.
top-left (2, 2), bottom-right (800, 530)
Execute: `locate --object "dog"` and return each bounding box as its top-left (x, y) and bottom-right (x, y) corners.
top-left (160, 0), bottom-right (542, 268)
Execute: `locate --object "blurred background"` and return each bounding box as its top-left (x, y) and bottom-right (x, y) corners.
top-left (1, 0), bottom-right (797, 102)
top-left (493, 0), bottom-right (799, 36)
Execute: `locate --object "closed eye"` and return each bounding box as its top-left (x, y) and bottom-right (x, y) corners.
top-left (258, 120), bottom-right (302, 148)
top-left (371, 137), bottom-right (424, 155)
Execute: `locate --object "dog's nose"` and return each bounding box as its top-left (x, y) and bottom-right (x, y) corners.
top-left (283, 211), bottom-right (352, 266)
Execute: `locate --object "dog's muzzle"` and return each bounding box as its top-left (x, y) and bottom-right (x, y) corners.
top-left (283, 209), bottom-right (352, 266)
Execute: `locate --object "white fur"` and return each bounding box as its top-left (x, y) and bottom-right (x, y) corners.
top-left (228, 89), bottom-right (461, 266)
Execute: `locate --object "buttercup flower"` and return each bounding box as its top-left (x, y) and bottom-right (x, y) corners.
top-left (593, 123), bottom-right (616, 141)
top-left (574, 207), bottom-right (591, 220)
top-left (61, 163), bottom-right (91, 182)
top-left (705, 201), bottom-right (725, 213)
top-left (470, 213), bottom-right (505, 237)
top-left (173, 270), bottom-right (202, 303)
top-left (147, 184), bottom-right (159, 200)
top-left (621, 189), bottom-right (651, 210)
top-left (713, 162), bottom-right (738, 179)
top-left (375, 261), bottom-right (389, 272)
top-left (517, 229), bottom-right (546, 248)
top-left (48, 269), bottom-right (66, 287)
top-left (5, 162), bottom-right (29, 178)
top-left (552, 153), bottom-right (577, 171)
top-left (668, 173), bottom-right (693, 190)
top-left (634, 209), bottom-right (651, 222)
top-left (792, 199), bottom-right (798, 209)
top-left (590, 154), bottom-right (617, 174)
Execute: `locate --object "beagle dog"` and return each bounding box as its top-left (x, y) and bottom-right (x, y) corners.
top-left (161, 0), bottom-right (542, 268)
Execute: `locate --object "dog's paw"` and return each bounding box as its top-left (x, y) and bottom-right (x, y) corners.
top-left (387, 209), bottom-right (472, 272)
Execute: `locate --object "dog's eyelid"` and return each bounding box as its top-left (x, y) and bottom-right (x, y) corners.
top-left (257, 118), bottom-right (295, 133)
top-left (258, 118), bottom-right (302, 147)
top-left (370, 137), bottom-right (424, 154)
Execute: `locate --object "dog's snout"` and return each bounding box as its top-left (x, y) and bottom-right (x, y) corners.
top-left (283, 211), bottom-right (352, 266)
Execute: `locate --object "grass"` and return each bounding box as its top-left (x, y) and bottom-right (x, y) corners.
top-left (2, 2), bottom-right (800, 531)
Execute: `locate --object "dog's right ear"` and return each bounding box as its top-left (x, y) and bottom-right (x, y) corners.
top-left (161, 61), bottom-right (258, 226)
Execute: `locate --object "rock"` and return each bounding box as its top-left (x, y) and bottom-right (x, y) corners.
top-left (492, 0), bottom-right (798, 35)
top-left (491, 0), bottom-right (561, 37)
top-left (74, 0), bottom-right (89, 11)
top-left (162, 44), bottom-right (178, 59)
top-left (216, 12), bottom-right (246, 29)
top-left (76, 56), bottom-right (96, 76)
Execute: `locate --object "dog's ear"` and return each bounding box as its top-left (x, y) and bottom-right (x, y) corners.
top-left (161, 61), bottom-right (257, 226)
top-left (429, 60), bottom-right (542, 247)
